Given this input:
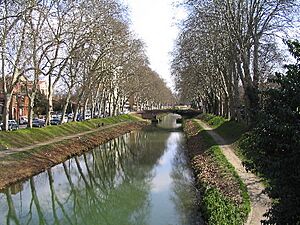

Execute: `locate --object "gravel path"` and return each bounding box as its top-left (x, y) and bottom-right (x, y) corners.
top-left (196, 120), bottom-right (271, 225)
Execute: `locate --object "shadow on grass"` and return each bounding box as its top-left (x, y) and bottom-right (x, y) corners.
top-left (213, 120), bottom-right (249, 144)
top-left (187, 120), bottom-right (249, 157)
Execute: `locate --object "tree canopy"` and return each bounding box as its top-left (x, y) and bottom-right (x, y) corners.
top-left (0, 0), bottom-right (175, 130)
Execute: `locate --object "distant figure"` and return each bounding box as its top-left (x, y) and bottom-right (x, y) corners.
top-left (98, 122), bottom-right (104, 127)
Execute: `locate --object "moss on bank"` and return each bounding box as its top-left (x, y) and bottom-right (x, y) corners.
top-left (183, 119), bottom-right (250, 225)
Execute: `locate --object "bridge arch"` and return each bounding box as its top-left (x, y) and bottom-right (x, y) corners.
top-left (138, 109), bottom-right (202, 120)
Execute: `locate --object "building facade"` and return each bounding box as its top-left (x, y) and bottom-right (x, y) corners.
top-left (0, 79), bottom-right (47, 122)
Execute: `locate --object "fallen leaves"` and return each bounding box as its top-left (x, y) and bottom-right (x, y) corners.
top-left (185, 120), bottom-right (243, 205)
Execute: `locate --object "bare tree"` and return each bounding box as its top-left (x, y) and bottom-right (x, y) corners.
top-left (0, 1), bottom-right (30, 130)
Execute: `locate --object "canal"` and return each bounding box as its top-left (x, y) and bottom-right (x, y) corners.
top-left (0, 114), bottom-right (202, 225)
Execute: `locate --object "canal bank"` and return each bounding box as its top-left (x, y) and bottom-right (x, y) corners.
top-left (0, 115), bottom-right (149, 190)
top-left (183, 119), bottom-right (251, 225)
top-left (0, 114), bottom-right (203, 225)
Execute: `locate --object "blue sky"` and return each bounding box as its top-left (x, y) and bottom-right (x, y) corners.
top-left (124, 0), bottom-right (186, 90)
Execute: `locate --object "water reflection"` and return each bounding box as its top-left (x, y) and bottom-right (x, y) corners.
top-left (170, 141), bottom-right (204, 225)
top-left (0, 114), bottom-right (202, 225)
top-left (156, 114), bottom-right (182, 130)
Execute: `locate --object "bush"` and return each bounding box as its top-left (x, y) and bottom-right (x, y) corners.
top-left (238, 40), bottom-right (300, 224)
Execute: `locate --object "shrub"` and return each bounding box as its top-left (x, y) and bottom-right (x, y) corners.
top-left (239, 40), bottom-right (300, 224)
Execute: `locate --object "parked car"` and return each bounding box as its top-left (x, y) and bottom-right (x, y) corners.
top-left (85, 114), bottom-right (91, 120)
top-left (32, 118), bottom-right (45, 128)
top-left (0, 121), bottom-right (18, 131)
top-left (76, 114), bottom-right (83, 121)
top-left (19, 116), bottom-right (28, 125)
top-left (8, 120), bottom-right (19, 131)
top-left (50, 117), bottom-right (61, 125)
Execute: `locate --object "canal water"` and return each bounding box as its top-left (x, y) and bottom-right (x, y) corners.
top-left (0, 114), bottom-right (202, 225)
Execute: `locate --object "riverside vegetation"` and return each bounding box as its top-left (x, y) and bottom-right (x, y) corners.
top-left (181, 40), bottom-right (300, 225)
top-left (0, 114), bottom-right (140, 150)
top-left (236, 41), bottom-right (300, 224)
top-left (0, 114), bottom-right (148, 189)
top-left (183, 118), bottom-right (250, 225)
top-left (195, 45), bottom-right (300, 223)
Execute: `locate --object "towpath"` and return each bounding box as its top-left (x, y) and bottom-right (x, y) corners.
top-left (196, 119), bottom-right (271, 225)
top-left (0, 122), bottom-right (126, 158)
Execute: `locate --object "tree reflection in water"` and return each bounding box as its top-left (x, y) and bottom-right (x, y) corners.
top-left (0, 131), bottom-right (169, 225)
top-left (170, 137), bottom-right (204, 225)
top-left (0, 117), bottom-right (202, 225)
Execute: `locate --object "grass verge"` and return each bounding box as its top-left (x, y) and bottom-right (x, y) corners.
top-left (184, 119), bottom-right (250, 225)
top-left (0, 120), bottom-right (148, 190)
top-left (198, 113), bottom-right (248, 143)
top-left (0, 114), bottom-right (141, 150)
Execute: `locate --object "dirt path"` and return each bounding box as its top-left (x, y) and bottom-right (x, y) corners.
top-left (196, 120), bottom-right (271, 225)
top-left (0, 122), bottom-right (126, 158)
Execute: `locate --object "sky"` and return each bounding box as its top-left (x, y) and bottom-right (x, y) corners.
top-left (123, 0), bottom-right (186, 91)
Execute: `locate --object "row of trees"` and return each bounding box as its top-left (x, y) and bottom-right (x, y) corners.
top-left (0, 0), bottom-right (175, 130)
top-left (172, 0), bottom-right (298, 122)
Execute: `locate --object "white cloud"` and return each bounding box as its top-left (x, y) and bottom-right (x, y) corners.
top-left (124, 0), bottom-right (187, 90)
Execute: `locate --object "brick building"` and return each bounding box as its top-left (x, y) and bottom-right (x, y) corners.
top-left (0, 79), bottom-right (47, 122)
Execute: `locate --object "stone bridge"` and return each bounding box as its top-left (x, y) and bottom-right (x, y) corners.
top-left (137, 109), bottom-right (202, 120)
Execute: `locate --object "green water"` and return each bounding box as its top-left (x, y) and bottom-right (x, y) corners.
top-left (0, 114), bottom-right (203, 225)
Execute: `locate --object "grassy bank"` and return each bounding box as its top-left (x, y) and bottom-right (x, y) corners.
top-left (0, 114), bottom-right (141, 150)
top-left (197, 113), bottom-right (248, 143)
top-left (184, 119), bottom-right (250, 225)
top-left (0, 120), bottom-right (148, 190)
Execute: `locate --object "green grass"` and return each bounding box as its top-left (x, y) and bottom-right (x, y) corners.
top-left (0, 114), bottom-right (141, 149)
top-left (207, 146), bottom-right (251, 220)
top-left (199, 113), bottom-right (227, 128)
top-left (215, 121), bottom-right (248, 143)
top-left (199, 114), bottom-right (267, 187)
top-left (188, 119), bottom-right (250, 225)
top-left (199, 114), bottom-right (248, 143)
top-left (202, 187), bottom-right (247, 225)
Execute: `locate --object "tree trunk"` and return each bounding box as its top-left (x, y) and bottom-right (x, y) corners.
top-left (27, 93), bottom-right (36, 128)
top-left (233, 64), bottom-right (242, 122)
top-left (241, 49), bottom-right (259, 123)
top-left (108, 94), bottom-right (112, 117)
top-left (223, 94), bottom-right (229, 118)
top-left (45, 75), bottom-right (54, 126)
top-left (61, 91), bottom-right (71, 124)
top-left (2, 94), bottom-right (12, 131)
top-left (83, 98), bottom-right (88, 120)
top-left (91, 102), bottom-right (95, 119)
top-left (253, 36), bottom-right (260, 89)
top-left (73, 103), bottom-right (79, 122)
top-left (102, 94), bottom-right (107, 117)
